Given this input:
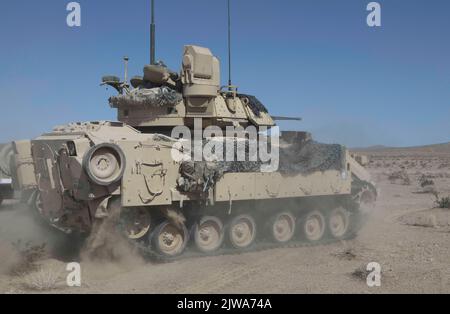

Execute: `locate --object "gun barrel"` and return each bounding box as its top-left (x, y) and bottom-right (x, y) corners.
top-left (272, 116), bottom-right (303, 122)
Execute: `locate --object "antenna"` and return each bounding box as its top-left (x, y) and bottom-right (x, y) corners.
top-left (227, 0), bottom-right (232, 89)
top-left (150, 0), bottom-right (156, 65)
top-left (123, 56), bottom-right (129, 84)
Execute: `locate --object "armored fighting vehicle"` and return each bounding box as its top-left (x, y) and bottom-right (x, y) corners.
top-left (12, 2), bottom-right (376, 259)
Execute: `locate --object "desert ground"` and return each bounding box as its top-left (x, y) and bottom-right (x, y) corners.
top-left (1, 144), bottom-right (450, 294)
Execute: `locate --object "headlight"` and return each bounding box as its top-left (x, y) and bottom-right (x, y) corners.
top-left (83, 143), bottom-right (125, 186)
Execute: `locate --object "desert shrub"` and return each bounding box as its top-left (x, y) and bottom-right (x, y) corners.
top-left (436, 196), bottom-right (450, 209)
top-left (388, 171), bottom-right (411, 185)
top-left (22, 268), bottom-right (61, 291)
top-left (351, 268), bottom-right (368, 280)
top-left (432, 191), bottom-right (450, 209)
top-left (9, 241), bottom-right (47, 276)
top-left (421, 179), bottom-right (435, 187)
top-left (418, 175), bottom-right (435, 188)
top-left (351, 264), bottom-right (382, 282)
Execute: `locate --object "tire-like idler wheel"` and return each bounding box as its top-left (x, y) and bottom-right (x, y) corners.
top-left (193, 216), bottom-right (225, 253)
top-left (150, 220), bottom-right (189, 258)
top-left (83, 143), bottom-right (125, 186)
top-left (269, 212), bottom-right (296, 243)
top-left (299, 210), bottom-right (326, 242)
top-left (227, 214), bottom-right (257, 250)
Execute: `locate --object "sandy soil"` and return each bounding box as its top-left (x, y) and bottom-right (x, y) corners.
top-left (1, 151), bottom-right (450, 294)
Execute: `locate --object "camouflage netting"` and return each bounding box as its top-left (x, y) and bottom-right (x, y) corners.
top-left (279, 140), bottom-right (346, 174)
top-left (177, 137), bottom-right (346, 193)
top-left (109, 86), bottom-right (182, 108)
top-left (178, 138), bottom-right (261, 193)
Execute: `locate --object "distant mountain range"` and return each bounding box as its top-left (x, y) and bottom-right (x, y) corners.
top-left (352, 142), bottom-right (450, 155)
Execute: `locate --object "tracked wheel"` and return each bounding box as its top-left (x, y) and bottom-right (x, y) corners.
top-left (193, 216), bottom-right (225, 253)
top-left (300, 210), bottom-right (326, 242)
top-left (120, 207), bottom-right (151, 240)
top-left (228, 214), bottom-right (257, 250)
top-left (270, 212), bottom-right (296, 243)
top-left (328, 207), bottom-right (350, 239)
top-left (150, 220), bottom-right (189, 258)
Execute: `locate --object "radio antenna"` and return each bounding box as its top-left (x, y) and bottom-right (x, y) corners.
top-left (150, 0), bottom-right (156, 65)
top-left (124, 56), bottom-right (129, 84)
top-left (227, 0), bottom-right (232, 89)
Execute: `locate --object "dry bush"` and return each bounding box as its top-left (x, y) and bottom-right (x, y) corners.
top-left (418, 175), bottom-right (435, 188)
top-left (436, 196), bottom-right (450, 209)
top-left (22, 267), bottom-right (61, 291)
top-left (388, 171), bottom-right (411, 185)
top-left (432, 191), bottom-right (450, 209)
top-left (351, 265), bottom-right (370, 281)
top-left (9, 241), bottom-right (47, 276)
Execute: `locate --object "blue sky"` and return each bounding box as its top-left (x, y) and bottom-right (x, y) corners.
top-left (0, 0), bottom-right (449, 147)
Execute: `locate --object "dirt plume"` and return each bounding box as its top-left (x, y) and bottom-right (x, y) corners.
top-left (80, 200), bottom-right (145, 279)
top-left (0, 240), bottom-right (20, 275)
top-left (0, 204), bottom-right (52, 275)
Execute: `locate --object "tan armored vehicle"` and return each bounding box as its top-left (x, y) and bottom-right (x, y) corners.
top-left (12, 4), bottom-right (376, 259)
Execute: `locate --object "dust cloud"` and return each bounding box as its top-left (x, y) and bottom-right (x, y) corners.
top-left (0, 202), bottom-right (70, 275)
top-left (0, 201), bottom-right (144, 279)
top-left (79, 209), bottom-right (145, 281)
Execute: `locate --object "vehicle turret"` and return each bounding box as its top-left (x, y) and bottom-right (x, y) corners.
top-left (103, 45), bottom-right (277, 134)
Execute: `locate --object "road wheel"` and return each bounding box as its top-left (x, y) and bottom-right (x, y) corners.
top-left (150, 220), bottom-right (189, 258)
top-left (300, 210), bottom-right (326, 242)
top-left (328, 207), bottom-right (350, 239)
top-left (270, 212), bottom-right (296, 243)
top-left (120, 207), bottom-right (151, 240)
top-left (228, 214), bottom-right (257, 250)
top-left (193, 216), bottom-right (224, 253)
